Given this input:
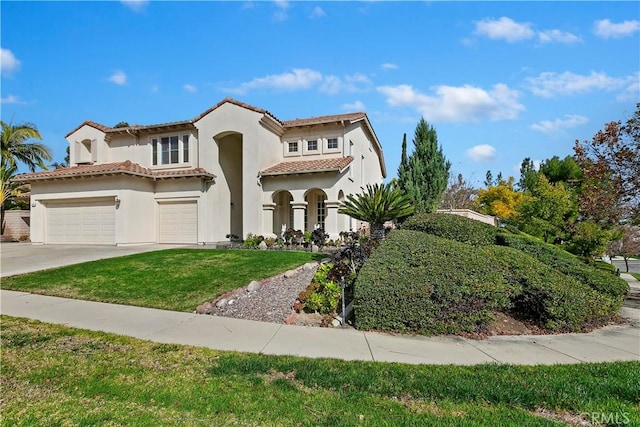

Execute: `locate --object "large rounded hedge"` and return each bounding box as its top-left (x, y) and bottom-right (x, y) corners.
top-left (354, 230), bottom-right (625, 335)
top-left (400, 213), bottom-right (497, 246)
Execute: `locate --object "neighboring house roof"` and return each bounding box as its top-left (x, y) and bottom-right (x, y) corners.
top-left (13, 161), bottom-right (215, 183)
top-left (260, 157), bottom-right (353, 176)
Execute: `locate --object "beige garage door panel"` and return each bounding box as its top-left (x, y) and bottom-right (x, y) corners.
top-left (158, 201), bottom-right (198, 244)
top-left (47, 200), bottom-right (116, 244)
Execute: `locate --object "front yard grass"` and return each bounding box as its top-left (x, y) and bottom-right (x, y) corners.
top-left (1, 249), bottom-right (325, 312)
top-left (2, 316), bottom-right (638, 426)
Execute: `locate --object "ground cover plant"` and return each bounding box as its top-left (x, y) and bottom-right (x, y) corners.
top-left (2, 316), bottom-right (638, 426)
top-left (1, 249), bottom-right (324, 312)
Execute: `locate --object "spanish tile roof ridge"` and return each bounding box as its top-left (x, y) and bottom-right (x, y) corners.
top-left (261, 156), bottom-right (354, 176)
top-left (282, 112), bottom-right (366, 127)
top-left (65, 120), bottom-right (112, 138)
top-left (106, 119), bottom-right (195, 133)
top-left (192, 97), bottom-right (283, 124)
top-left (13, 161), bottom-right (215, 182)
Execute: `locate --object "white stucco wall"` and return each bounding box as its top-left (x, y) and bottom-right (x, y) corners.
top-left (66, 125), bottom-right (107, 166)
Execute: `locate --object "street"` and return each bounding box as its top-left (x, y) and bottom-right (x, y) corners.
top-left (611, 258), bottom-right (640, 274)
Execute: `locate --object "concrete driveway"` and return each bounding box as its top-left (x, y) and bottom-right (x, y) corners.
top-left (0, 243), bottom-right (184, 278)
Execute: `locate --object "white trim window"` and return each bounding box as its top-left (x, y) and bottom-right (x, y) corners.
top-left (152, 134), bottom-right (190, 166)
top-left (288, 141), bottom-right (299, 153)
top-left (317, 194), bottom-right (326, 229)
top-left (327, 138), bottom-right (338, 150)
top-left (307, 139), bottom-right (318, 151)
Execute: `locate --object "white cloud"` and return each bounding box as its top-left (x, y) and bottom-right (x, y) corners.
top-left (474, 17), bottom-right (535, 43)
top-left (226, 68), bottom-right (322, 94)
top-left (341, 100), bottom-right (366, 111)
top-left (0, 94), bottom-right (27, 104)
top-left (1, 48), bottom-right (21, 77)
top-left (120, 0), bottom-right (149, 12)
top-left (538, 29), bottom-right (582, 44)
top-left (309, 6), bottom-right (326, 19)
top-left (320, 73), bottom-right (371, 95)
top-left (594, 19), bottom-right (640, 39)
top-left (381, 63), bottom-right (398, 70)
top-left (466, 145), bottom-right (496, 162)
top-left (273, 0), bottom-right (289, 21)
top-left (108, 70), bottom-right (127, 85)
top-left (525, 71), bottom-right (627, 98)
top-left (183, 84), bottom-right (197, 93)
top-left (530, 114), bottom-right (588, 134)
top-left (617, 72), bottom-right (640, 102)
top-left (377, 83), bottom-right (524, 122)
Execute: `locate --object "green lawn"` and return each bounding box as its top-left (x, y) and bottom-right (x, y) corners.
top-left (1, 249), bottom-right (325, 311)
top-left (2, 316), bottom-right (638, 426)
top-left (632, 273), bottom-right (640, 281)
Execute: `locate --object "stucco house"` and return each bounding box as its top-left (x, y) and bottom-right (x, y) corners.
top-left (14, 98), bottom-right (386, 245)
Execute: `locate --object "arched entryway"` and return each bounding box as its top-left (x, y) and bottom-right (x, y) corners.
top-left (272, 190), bottom-right (293, 236)
top-left (215, 131), bottom-right (243, 239)
top-left (304, 188), bottom-right (328, 232)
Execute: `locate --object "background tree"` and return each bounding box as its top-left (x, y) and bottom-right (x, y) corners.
top-left (397, 118), bottom-right (450, 213)
top-left (1, 120), bottom-right (52, 172)
top-left (607, 225), bottom-right (640, 272)
top-left (515, 175), bottom-right (576, 243)
top-left (539, 155), bottom-right (582, 186)
top-left (518, 158), bottom-right (539, 193)
top-left (475, 177), bottom-right (524, 223)
top-left (51, 146), bottom-right (70, 169)
top-left (113, 121), bottom-right (130, 128)
top-left (339, 183), bottom-right (414, 242)
top-left (574, 104), bottom-right (640, 226)
top-left (438, 173), bottom-right (478, 210)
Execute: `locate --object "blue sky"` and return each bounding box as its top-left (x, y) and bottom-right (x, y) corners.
top-left (2, 1), bottom-right (639, 185)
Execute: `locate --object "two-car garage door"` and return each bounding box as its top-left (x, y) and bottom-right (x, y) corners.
top-left (46, 199), bottom-right (116, 244)
top-left (45, 199), bottom-right (198, 245)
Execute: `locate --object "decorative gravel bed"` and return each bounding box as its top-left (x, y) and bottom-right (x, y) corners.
top-left (196, 262), bottom-right (321, 324)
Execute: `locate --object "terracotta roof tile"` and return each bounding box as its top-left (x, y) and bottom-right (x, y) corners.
top-left (282, 112), bottom-right (366, 128)
top-left (261, 157), bottom-right (353, 176)
top-left (13, 161), bottom-right (215, 182)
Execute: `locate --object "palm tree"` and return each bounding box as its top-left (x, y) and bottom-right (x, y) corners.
top-left (1, 162), bottom-right (21, 235)
top-left (1, 120), bottom-right (52, 172)
top-left (339, 183), bottom-right (414, 242)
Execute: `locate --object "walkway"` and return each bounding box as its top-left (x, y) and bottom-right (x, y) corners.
top-left (2, 285), bottom-right (638, 365)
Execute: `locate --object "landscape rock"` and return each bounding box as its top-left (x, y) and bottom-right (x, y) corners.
top-left (228, 299), bottom-right (236, 306)
top-left (284, 269), bottom-right (297, 278)
top-left (258, 241), bottom-right (268, 250)
top-left (247, 281), bottom-right (261, 293)
top-left (311, 244), bottom-right (319, 253)
top-left (196, 302), bottom-right (214, 314)
top-left (303, 262), bottom-right (316, 271)
top-left (215, 298), bottom-right (228, 308)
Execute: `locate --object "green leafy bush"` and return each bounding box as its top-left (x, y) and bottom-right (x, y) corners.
top-left (297, 263), bottom-right (341, 314)
top-left (354, 230), bottom-right (624, 335)
top-left (496, 233), bottom-right (629, 306)
top-left (401, 213), bottom-right (497, 246)
top-left (354, 230), bottom-right (515, 335)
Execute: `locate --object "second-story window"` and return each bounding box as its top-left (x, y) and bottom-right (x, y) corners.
top-left (307, 140), bottom-right (318, 151)
top-left (152, 134), bottom-right (190, 166)
top-left (327, 138), bottom-right (338, 150)
top-left (288, 141), bottom-right (298, 153)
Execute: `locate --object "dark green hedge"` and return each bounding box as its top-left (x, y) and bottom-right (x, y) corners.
top-left (401, 213), bottom-right (497, 246)
top-left (496, 234), bottom-right (629, 306)
top-left (354, 230), bottom-right (623, 335)
top-left (354, 230), bottom-right (515, 335)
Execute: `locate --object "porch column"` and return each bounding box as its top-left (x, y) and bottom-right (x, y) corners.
top-left (291, 201), bottom-right (307, 231)
top-left (324, 201), bottom-right (342, 241)
top-left (261, 203), bottom-right (276, 238)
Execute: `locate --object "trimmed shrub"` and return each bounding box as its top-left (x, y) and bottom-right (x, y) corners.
top-left (355, 230), bottom-right (623, 334)
top-left (401, 213), bottom-right (497, 246)
top-left (354, 230), bottom-right (515, 335)
top-left (496, 234), bottom-right (629, 306)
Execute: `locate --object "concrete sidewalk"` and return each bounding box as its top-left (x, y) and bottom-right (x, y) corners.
top-left (2, 289), bottom-right (638, 365)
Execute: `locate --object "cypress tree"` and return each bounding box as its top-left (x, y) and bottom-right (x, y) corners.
top-left (397, 133), bottom-right (408, 184)
top-left (398, 118), bottom-right (451, 213)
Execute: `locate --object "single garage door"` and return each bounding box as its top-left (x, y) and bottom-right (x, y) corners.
top-left (46, 199), bottom-right (116, 244)
top-left (158, 201), bottom-right (198, 244)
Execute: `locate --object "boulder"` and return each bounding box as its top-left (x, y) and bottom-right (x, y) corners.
top-left (311, 244), bottom-right (319, 253)
top-left (196, 301), bottom-right (214, 314)
top-left (215, 298), bottom-right (228, 308)
top-left (284, 269), bottom-right (297, 278)
top-left (258, 241), bottom-right (268, 250)
top-left (247, 280), bottom-right (261, 292)
top-left (303, 262), bottom-right (316, 271)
